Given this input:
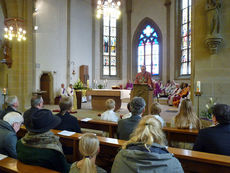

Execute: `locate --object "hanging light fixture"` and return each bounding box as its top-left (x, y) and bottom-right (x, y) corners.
top-left (96, 0), bottom-right (121, 19)
top-left (4, 18), bottom-right (26, 42)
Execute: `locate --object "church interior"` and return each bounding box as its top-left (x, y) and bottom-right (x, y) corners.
top-left (0, 0), bottom-right (230, 172)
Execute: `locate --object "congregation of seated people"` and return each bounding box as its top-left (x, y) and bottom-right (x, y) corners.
top-left (1, 94), bottom-right (230, 173)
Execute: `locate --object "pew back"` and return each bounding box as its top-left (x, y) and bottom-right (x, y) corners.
top-left (18, 126), bottom-right (230, 173)
top-left (0, 157), bottom-right (58, 173)
top-left (77, 118), bottom-right (199, 144)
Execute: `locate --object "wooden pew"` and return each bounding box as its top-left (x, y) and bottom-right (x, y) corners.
top-left (0, 157), bottom-right (58, 173)
top-left (77, 118), bottom-right (199, 145)
top-left (18, 126), bottom-right (230, 173)
top-left (77, 118), bottom-right (117, 138)
top-left (163, 127), bottom-right (199, 146)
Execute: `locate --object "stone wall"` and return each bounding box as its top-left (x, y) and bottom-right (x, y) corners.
top-left (193, 0), bottom-right (230, 114)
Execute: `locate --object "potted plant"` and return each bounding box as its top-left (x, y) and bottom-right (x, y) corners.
top-left (200, 97), bottom-right (216, 127)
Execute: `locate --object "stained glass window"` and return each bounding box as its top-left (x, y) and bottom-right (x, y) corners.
top-left (180, 0), bottom-right (191, 75)
top-left (102, 12), bottom-right (118, 76)
top-left (137, 25), bottom-right (160, 75)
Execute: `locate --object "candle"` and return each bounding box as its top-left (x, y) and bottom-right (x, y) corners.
top-left (87, 80), bottom-right (89, 88)
top-left (3, 88), bottom-right (6, 95)
top-left (196, 81), bottom-right (201, 92)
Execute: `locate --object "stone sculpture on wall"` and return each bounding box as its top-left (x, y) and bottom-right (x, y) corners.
top-left (205, 0), bottom-right (223, 54)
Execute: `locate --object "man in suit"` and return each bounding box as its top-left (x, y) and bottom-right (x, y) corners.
top-left (193, 104), bottom-right (230, 156)
top-left (23, 95), bottom-right (44, 129)
top-left (117, 97), bottom-right (146, 140)
top-left (0, 96), bottom-right (21, 119)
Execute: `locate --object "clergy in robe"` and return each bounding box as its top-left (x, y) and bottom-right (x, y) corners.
top-left (134, 65), bottom-right (153, 88)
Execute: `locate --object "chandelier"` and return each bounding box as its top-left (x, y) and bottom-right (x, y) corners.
top-left (96, 0), bottom-right (121, 19)
top-left (4, 18), bottom-right (26, 42)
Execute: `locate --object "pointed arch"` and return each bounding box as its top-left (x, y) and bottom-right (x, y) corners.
top-left (132, 17), bottom-right (162, 80)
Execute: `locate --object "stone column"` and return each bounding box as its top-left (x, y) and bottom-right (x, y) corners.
top-left (164, 0), bottom-right (171, 83)
top-left (1, 0), bottom-right (34, 111)
top-left (126, 0), bottom-right (132, 80)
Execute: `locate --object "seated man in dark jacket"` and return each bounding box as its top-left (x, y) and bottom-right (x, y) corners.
top-left (0, 96), bottom-right (21, 119)
top-left (0, 112), bottom-right (23, 158)
top-left (54, 96), bottom-right (81, 133)
top-left (193, 104), bottom-right (230, 156)
top-left (23, 95), bottom-right (43, 129)
top-left (117, 97), bottom-right (146, 140)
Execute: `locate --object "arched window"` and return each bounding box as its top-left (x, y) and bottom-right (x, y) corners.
top-left (133, 18), bottom-right (162, 79)
top-left (137, 25), bottom-right (160, 76)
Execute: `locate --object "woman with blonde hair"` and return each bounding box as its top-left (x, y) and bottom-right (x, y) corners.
top-left (171, 99), bottom-right (201, 129)
top-left (69, 133), bottom-right (107, 173)
top-left (112, 115), bottom-right (183, 173)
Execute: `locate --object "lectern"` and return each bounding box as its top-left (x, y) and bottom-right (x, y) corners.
top-left (130, 84), bottom-right (153, 115)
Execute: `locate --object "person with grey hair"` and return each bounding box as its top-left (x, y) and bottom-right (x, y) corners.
top-left (117, 97), bottom-right (146, 140)
top-left (0, 112), bottom-right (23, 158)
top-left (23, 95), bottom-right (44, 129)
top-left (54, 96), bottom-right (81, 133)
top-left (0, 95), bottom-right (21, 120)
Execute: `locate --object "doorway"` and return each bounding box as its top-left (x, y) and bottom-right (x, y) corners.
top-left (40, 73), bottom-right (51, 104)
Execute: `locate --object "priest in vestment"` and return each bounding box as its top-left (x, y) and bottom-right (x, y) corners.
top-left (134, 65), bottom-right (153, 88)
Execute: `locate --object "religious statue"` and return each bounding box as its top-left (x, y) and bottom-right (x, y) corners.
top-left (205, 0), bottom-right (223, 54)
top-left (1, 41), bottom-right (12, 68)
top-left (206, 0), bottom-right (221, 36)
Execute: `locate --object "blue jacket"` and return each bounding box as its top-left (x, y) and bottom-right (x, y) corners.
top-left (112, 143), bottom-right (184, 173)
top-left (54, 112), bottom-right (81, 133)
top-left (117, 115), bottom-right (141, 140)
top-left (0, 120), bottom-right (17, 158)
top-left (193, 124), bottom-right (230, 156)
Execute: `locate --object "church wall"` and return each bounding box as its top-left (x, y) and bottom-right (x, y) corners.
top-left (193, 0), bottom-right (230, 114)
top-left (131, 0), bottom-right (167, 82)
top-left (69, 0), bottom-right (92, 86)
top-left (35, 0), bottom-right (68, 97)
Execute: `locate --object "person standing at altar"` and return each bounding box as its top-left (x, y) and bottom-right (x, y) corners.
top-left (67, 84), bottom-right (74, 97)
top-left (134, 65), bottom-right (153, 88)
top-left (59, 83), bottom-right (67, 98)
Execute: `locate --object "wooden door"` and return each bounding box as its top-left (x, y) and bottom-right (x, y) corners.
top-left (40, 73), bottom-right (50, 104)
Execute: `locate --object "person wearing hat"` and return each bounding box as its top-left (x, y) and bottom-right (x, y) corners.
top-left (193, 104), bottom-right (230, 156)
top-left (16, 109), bottom-right (70, 173)
top-left (0, 112), bottom-right (23, 158)
top-left (117, 97), bottom-right (146, 140)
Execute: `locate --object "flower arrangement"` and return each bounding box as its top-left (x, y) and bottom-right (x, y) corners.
top-left (73, 79), bottom-right (84, 90)
top-left (200, 97), bottom-right (216, 120)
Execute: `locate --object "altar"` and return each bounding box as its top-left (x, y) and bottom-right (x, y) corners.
top-left (86, 89), bottom-right (131, 111)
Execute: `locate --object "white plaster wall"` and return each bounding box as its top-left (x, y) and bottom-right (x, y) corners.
top-left (70, 0), bottom-right (92, 86)
top-left (35, 0), bottom-right (67, 96)
top-left (131, 0), bottom-right (167, 82)
top-left (93, 3), bottom-right (128, 88)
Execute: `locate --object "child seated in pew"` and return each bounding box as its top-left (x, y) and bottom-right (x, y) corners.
top-left (69, 133), bottom-right (107, 173)
top-left (101, 99), bottom-right (120, 122)
top-left (121, 102), bottom-right (132, 119)
top-left (150, 103), bottom-right (165, 127)
top-left (171, 99), bottom-right (201, 149)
